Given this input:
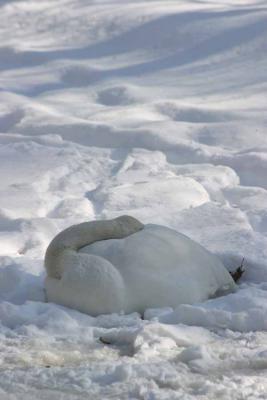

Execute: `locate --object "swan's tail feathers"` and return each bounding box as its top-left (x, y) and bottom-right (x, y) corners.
top-left (45, 253), bottom-right (125, 315)
top-left (44, 215), bottom-right (143, 280)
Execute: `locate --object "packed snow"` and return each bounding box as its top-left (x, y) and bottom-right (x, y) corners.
top-left (0, 0), bottom-right (267, 399)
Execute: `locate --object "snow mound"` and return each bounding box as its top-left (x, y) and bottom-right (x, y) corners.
top-left (45, 217), bottom-right (235, 315)
top-left (133, 322), bottom-right (215, 357)
top-left (156, 101), bottom-right (235, 123)
top-left (96, 85), bottom-right (138, 106)
top-left (0, 261), bottom-right (44, 304)
top-left (159, 285), bottom-right (267, 332)
top-left (89, 176), bottom-right (210, 221)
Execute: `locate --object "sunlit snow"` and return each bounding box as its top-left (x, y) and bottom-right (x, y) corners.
top-left (0, 0), bottom-right (267, 399)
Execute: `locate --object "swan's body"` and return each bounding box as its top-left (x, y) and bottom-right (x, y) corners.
top-left (45, 216), bottom-right (236, 315)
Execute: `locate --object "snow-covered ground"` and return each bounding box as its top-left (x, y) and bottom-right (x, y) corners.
top-left (0, 0), bottom-right (267, 398)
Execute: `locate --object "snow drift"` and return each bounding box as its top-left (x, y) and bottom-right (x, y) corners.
top-left (45, 215), bottom-right (235, 315)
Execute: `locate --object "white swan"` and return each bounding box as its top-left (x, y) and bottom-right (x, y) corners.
top-left (45, 215), bottom-right (236, 315)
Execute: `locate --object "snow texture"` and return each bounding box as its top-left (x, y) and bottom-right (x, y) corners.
top-left (0, 0), bottom-right (267, 398)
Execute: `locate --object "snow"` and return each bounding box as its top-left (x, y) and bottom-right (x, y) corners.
top-left (159, 284), bottom-right (267, 332)
top-left (0, 0), bottom-right (267, 398)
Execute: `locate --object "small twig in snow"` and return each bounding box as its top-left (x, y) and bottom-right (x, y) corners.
top-left (230, 257), bottom-right (245, 282)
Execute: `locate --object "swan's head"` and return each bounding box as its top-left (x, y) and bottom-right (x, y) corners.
top-left (113, 215), bottom-right (144, 236)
